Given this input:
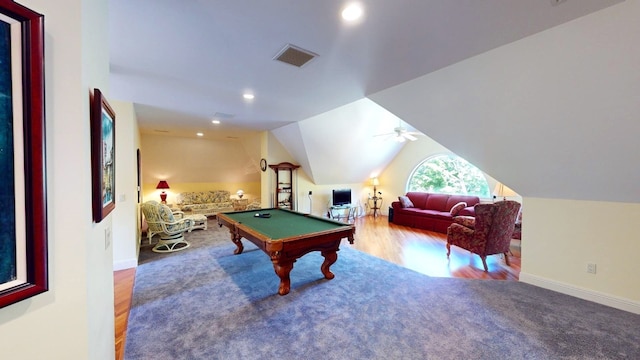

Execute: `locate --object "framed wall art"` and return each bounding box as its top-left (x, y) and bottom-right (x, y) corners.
top-left (0, 0), bottom-right (48, 308)
top-left (90, 88), bottom-right (116, 223)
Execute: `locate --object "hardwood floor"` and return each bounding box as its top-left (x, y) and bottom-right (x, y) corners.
top-left (349, 215), bottom-right (521, 280)
top-left (114, 267), bottom-right (135, 360)
top-left (114, 215), bottom-right (520, 359)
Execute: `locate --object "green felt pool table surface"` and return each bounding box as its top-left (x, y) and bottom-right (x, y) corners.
top-left (217, 208), bottom-right (356, 295)
top-left (219, 208), bottom-right (350, 240)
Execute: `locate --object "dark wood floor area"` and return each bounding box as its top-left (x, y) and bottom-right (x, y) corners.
top-left (114, 215), bottom-right (521, 359)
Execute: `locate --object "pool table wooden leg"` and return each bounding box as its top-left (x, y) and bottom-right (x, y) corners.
top-left (231, 232), bottom-right (244, 255)
top-left (273, 260), bottom-right (294, 295)
top-left (320, 250), bottom-right (337, 280)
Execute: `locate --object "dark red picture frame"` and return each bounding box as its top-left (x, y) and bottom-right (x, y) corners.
top-left (90, 88), bottom-right (116, 223)
top-left (0, 0), bottom-right (48, 308)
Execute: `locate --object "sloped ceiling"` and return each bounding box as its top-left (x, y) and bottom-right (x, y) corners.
top-left (369, 1), bottom-right (640, 203)
top-left (271, 99), bottom-right (411, 184)
top-left (110, 0), bottom-right (623, 136)
top-left (109, 0), bottom-right (632, 200)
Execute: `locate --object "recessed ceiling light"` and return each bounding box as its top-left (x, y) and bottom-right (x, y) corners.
top-left (243, 93), bottom-right (255, 100)
top-left (211, 120), bottom-right (220, 124)
top-left (341, 3), bottom-right (363, 21)
top-left (196, 132), bottom-right (204, 137)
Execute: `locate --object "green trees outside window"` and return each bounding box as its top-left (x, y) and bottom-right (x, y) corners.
top-left (407, 155), bottom-right (490, 197)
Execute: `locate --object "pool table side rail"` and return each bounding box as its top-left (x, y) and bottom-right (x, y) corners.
top-left (216, 211), bottom-right (355, 245)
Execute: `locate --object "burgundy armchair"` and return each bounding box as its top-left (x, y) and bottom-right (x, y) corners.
top-left (446, 200), bottom-right (521, 271)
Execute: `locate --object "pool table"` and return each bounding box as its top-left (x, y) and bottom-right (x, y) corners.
top-left (217, 208), bottom-right (355, 295)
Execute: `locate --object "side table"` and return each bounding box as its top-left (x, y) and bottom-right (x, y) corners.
top-left (233, 198), bottom-right (249, 211)
top-left (367, 196), bottom-right (383, 217)
top-left (329, 204), bottom-right (357, 222)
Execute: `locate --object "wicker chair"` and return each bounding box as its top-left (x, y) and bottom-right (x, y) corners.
top-left (141, 201), bottom-right (195, 253)
top-left (446, 200), bottom-right (521, 271)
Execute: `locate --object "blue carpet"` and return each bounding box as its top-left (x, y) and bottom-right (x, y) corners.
top-left (125, 221), bottom-right (640, 359)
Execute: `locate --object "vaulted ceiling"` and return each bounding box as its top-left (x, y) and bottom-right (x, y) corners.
top-left (109, 0), bottom-right (636, 200)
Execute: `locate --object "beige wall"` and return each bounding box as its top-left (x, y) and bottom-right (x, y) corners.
top-left (140, 133), bottom-right (261, 204)
top-left (143, 182), bottom-right (262, 205)
top-left (520, 198), bottom-right (640, 312)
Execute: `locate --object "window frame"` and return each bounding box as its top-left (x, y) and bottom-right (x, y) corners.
top-left (405, 153), bottom-right (490, 198)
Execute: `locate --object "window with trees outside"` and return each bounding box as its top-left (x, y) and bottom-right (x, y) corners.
top-left (407, 154), bottom-right (490, 197)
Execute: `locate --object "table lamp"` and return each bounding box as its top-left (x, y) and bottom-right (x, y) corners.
top-left (156, 180), bottom-right (170, 203)
top-left (370, 177), bottom-right (382, 217)
top-left (237, 189), bottom-right (244, 199)
top-left (493, 182), bottom-right (517, 201)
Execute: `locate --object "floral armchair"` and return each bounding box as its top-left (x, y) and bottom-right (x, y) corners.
top-left (141, 200), bottom-right (195, 253)
top-left (446, 200), bottom-right (521, 271)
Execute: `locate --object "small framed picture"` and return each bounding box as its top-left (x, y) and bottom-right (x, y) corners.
top-left (90, 88), bottom-right (116, 223)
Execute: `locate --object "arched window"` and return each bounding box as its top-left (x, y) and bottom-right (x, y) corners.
top-left (407, 154), bottom-right (490, 197)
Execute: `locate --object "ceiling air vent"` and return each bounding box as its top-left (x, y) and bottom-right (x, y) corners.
top-left (273, 44), bottom-right (318, 68)
top-left (213, 112), bottom-right (234, 119)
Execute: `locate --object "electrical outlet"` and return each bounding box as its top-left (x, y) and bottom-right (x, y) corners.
top-left (586, 263), bottom-right (597, 274)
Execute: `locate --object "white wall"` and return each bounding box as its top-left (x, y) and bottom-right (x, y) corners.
top-left (0, 0), bottom-right (115, 359)
top-left (111, 100), bottom-right (141, 270)
top-left (370, 1), bottom-right (640, 204)
top-left (369, 1), bottom-right (640, 312)
top-left (271, 98), bottom-right (408, 185)
top-left (378, 138), bottom-right (505, 216)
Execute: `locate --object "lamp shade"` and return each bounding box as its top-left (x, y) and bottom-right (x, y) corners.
top-left (156, 180), bottom-right (170, 190)
top-left (371, 177), bottom-right (380, 186)
top-left (236, 189), bottom-right (244, 198)
top-left (156, 181), bottom-right (170, 203)
top-left (493, 183), bottom-right (517, 198)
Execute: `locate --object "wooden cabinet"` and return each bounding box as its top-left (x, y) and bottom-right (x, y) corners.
top-left (269, 162), bottom-right (300, 210)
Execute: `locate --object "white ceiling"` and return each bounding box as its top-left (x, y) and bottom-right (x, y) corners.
top-left (109, 0), bottom-right (622, 139)
top-left (110, 0), bottom-right (635, 195)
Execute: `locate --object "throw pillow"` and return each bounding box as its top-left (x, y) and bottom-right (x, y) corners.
top-left (449, 201), bottom-right (467, 216)
top-left (454, 216), bottom-right (476, 229)
top-left (398, 196), bottom-right (414, 208)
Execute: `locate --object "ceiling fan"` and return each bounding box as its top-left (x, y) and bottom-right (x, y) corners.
top-left (374, 120), bottom-right (423, 142)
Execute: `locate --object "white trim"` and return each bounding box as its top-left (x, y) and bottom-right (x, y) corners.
top-left (519, 272), bottom-right (640, 315)
top-left (113, 258), bottom-right (138, 271)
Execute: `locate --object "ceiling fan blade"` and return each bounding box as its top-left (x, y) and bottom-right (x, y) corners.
top-left (403, 133), bottom-right (418, 141)
top-left (373, 132), bottom-right (395, 137)
top-left (373, 122), bottom-right (421, 142)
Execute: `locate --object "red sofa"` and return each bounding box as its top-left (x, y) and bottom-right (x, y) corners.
top-left (390, 192), bottom-right (481, 233)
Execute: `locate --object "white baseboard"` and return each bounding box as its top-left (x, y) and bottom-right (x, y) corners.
top-left (519, 272), bottom-right (640, 314)
top-left (113, 258), bottom-right (138, 271)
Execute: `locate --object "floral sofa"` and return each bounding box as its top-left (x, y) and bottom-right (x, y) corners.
top-left (390, 192), bottom-right (481, 233)
top-left (176, 190), bottom-right (234, 217)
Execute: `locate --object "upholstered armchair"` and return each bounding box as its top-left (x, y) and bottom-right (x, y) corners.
top-left (446, 200), bottom-right (521, 271)
top-left (141, 201), bottom-right (195, 253)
